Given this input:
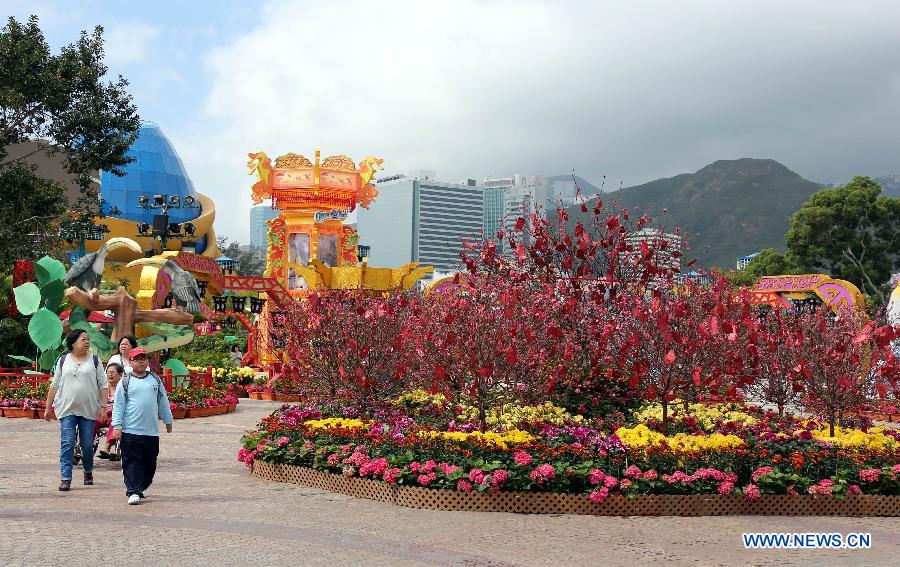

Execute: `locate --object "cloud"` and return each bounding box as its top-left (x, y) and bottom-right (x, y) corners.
top-left (103, 20), bottom-right (161, 67)
top-left (180, 0), bottom-right (900, 242)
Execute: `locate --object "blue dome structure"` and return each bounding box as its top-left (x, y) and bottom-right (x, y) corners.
top-left (100, 122), bottom-right (201, 226)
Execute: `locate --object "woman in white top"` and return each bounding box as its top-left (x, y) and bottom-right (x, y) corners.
top-left (107, 335), bottom-right (138, 375)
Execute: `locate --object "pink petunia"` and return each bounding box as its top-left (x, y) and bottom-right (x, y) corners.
top-left (743, 484), bottom-right (761, 500)
top-left (625, 465), bottom-right (642, 479)
top-left (859, 469), bottom-right (881, 482)
top-left (589, 486), bottom-right (610, 503)
top-left (514, 451), bottom-right (533, 466)
top-left (751, 466), bottom-right (773, 482)
top-left (456, 479), bottom-right (473, 492)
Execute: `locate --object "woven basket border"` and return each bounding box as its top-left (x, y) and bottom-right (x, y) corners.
top-left (250, 461), bottom-right (900, 516)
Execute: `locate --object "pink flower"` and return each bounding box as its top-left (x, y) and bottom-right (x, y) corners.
top-left (327, 453), bottom-right (340, 467)
top-left (422, 460), bottom-right (437, 474)
top-left (847, 484), bottom-right (863, 495)
top-left (237, 449), bottom-right (249, 463)
top-left (751, 466), bottom-right (773, 482)
top-left (340, 445), bottom-right (351, 454)
top-left (787, 485), bottom-right (799, 496)
top-left (276, 436), bottom-right (290, 447)
top-left (410, 461), bottom-right (421, 473)
top-left (417, 473), bottom-right (436, 486)
top-left (619, 478), bottom-right (632, 490)
top-left (469, 468), bottom-right (487, 485)
top-left (859, 469), bottom-right (881, 482)
top-left (492, 469), bottom-right (509, 486)
top-left (456, 479), bottom-right (473, 492)
top-left (892, 464), bottom-right (900, 476)
top-left (342, 466), bottom-right (356, 477)
top-left (529, 463), bottom-right (556, 484)
top-left (808, 479), bottom-right (834, 495)
top-left (589, 486), bottom-right (610, 503)
top-left (642, 469), bottom-right (658, 481)
top-left (588, 469), bottom-right (606, 486)
top-left (603, 475), bottom-right (618, 489)
top-left (514, 451), bottom-right (533, 466)
top-left (383, 468), bottom-right (401, 484)
top-left (717, 481), bottom-right (735, 494)
top-left (624, 465), bottom-right (642, 479)
top-left (440, 463), bottom-right (460, 476)
top-left (743, 484), bottom-right (761, 500)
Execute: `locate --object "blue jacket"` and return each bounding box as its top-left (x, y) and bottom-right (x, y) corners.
top-left (111, 372), bottom-right (174, 436)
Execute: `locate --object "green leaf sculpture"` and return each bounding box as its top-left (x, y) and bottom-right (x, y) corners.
top-left (12, 282), bottom-right (41, 316)
top-left (40, 280), bottom-right (66, 314)
top-left (34, 256), bottom-right (66, 288)
top-left (164, 358), bottom-right (191, 388)
top-left (38, 348), bottom-right (64, 371)
top-left (28, 308), bottom-right (64, 351)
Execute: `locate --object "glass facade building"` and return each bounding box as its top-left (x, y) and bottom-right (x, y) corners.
top-left (100, 122), bottom-right (201, 226)
top-left (357, 178), bottom-right (484, 272)
top-left (250, 205), bottom-right (280, 249)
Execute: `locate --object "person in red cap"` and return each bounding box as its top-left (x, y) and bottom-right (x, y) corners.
top-left (110, 348), bottom-right (173, 505)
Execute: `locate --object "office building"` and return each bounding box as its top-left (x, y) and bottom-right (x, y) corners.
top-left (357, 172), bottom-right (484, 272)
top-left (250, 205), bottom-right (280, 249)
top-left (737, 253), bottom-right (760, 270)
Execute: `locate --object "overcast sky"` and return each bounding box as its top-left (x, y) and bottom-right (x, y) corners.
top-left (4, 0), bottom-right (900, 242)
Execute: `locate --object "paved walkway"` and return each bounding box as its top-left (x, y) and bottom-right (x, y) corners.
top-left (1, 400), bottom-right (898, 566)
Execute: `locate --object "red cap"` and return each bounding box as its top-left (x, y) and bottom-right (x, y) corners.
top-left (129, 348), bottom-right (148, 358)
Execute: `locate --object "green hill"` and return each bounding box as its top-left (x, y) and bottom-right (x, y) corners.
top-left (569, 159), bottom-right (823, 268)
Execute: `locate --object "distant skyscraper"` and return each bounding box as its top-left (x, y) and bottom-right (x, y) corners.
top-left (250, 205), bottom-right (280, 249)
top-left (737, 253), bottom-right (760, 270)
top-left (358, 173), bottom-right (483, 272)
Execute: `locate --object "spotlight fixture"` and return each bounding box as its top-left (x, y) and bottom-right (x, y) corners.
top-left (153, 194), bottom-right (165, 205)
top-left (183, 222), bottom-right (196, 236)
top-left (168, 223), bottom-right (181, 235)
top-left (169, 195), bottom-right (180, 205)
top-left (184, 196), bottom-right (195, 206)
top-left (137, 222), bottom-right (151, 235)
top-left (138, 195), bottom-right (149, 205)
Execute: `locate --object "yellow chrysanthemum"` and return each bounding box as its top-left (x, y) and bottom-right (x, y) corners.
top-left (633, 400), bottom-right (758, 431)
top-left (303, 418), bottom-right (366, 431)
top-left (420, 429), bottom-right (535, 449)
top-left (806, 426), bottom-right (897, 451)
top-left (615, 424), bottom-right (745, 452)
top-left (456, 401), bottom-right (582, 429)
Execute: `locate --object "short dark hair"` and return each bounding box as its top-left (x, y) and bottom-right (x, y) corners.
top-left (106, 362), bottom-right (124, 375)
top-left (65, 329), bottom-right (88, 351)
top-left (119, 335), bottom-right (138, 349)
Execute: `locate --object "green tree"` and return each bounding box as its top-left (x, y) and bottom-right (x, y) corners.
top-left (0, 162), bottom-right (67, 270)
top-left (216, 236), bottom-right (267, 277)
top-left (786, 177), bottom-right (900, 302)
top-left (0, 15), bottom-right (140, 265)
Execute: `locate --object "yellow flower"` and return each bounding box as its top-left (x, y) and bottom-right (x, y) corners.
top-left (807, 426), bottom-right (896, 451)
top-left (303, 418), bottom-right (366, 431)
top-left (632, 400), bottom-right (758, 432)
top-left (615, 424), bottom-right (745, 452)
top-left (420, 429), bottom-right (535, 449)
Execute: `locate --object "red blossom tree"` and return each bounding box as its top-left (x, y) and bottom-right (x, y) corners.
top-left (744, 308), bottom-right (806, 418)
top-left (793, 310), bottom-right (900, 436)
top-left (611, 276), bottom-right (760, 432)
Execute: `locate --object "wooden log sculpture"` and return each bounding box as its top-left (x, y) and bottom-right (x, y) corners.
top-left (65, 286), bottom-right (193, 343)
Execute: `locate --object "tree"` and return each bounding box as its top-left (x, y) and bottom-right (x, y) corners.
top-left (786, 177), bottom-right (900, 303)
top-left (744, 308), bottom-right (805, 418)
top-left (216, 236), bottom-right (267, 277)
top-left (0, 15), bottom-right (140, 263)
top-left (794, 310), bottom-right (899, 436)
top-left (0, 162), bottom-right (67, 270)
top-left (611, 276), bottom-right (759, 432)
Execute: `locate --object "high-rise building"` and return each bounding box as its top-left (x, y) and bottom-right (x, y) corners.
top-left (737, 253), bottom-right (760, 270)
top-left (250, 205), bottom-right (280, 249)
top-left (357, 173), bottom-right (483, 272)
top-left (621, 228), bottom-right (685, 275)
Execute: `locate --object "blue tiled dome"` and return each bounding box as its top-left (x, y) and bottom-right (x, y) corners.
top-left (100, 122), bottom-right (201, 225)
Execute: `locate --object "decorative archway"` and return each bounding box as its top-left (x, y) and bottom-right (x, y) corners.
top-left (749, 274), bottom-right (866, 315)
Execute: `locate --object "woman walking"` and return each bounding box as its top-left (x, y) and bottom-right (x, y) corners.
top-left (43, 330), bottom-right (109, 491)
top-left (107, 335), bottom-right (138, 375)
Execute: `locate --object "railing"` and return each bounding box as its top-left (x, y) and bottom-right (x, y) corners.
top-left (0, 372), bottom-right (51, 388)
top-left (1, 368), bottom-right (217, 392)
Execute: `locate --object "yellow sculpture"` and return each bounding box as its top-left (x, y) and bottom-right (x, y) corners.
top-left (247, 151), bottom-right (274, 204)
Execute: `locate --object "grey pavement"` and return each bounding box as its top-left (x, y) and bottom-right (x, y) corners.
top-left (1, 400), bottom-right (897, 566)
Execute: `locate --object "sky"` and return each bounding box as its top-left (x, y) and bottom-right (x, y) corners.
top-left (4, 0), bottom-right (900, 243)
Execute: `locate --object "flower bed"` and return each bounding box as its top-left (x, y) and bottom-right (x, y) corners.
top-left (239, 395), bottom-right (900, 514)
top-left (1, 382), bottom-right (49, 418)
top-left (168, 385), bottom-right (238, 419)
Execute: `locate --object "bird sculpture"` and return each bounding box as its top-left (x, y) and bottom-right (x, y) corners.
top-left (161, 259), bottom-right (204, 313)
top-left (64, 237), bottom-right (143, 292)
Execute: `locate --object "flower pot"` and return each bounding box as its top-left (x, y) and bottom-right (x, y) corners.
top-left (248, 392), bottom-right (262, 400)
top-left (171, 408), bottom-right (187, 419)
top-left (260, 392), bottom-right (276, 401)
top-left (209, 405), bottom-right (228, 416)
top-left (3, 408), bottom-right (37, 418)
top-left (236, 390), bottom-right (249, 399)
top-left (227, 403), bottom-right (237, 413)
top-left (274, 394), bottom-right (301, 403)
top-left (38, 408), bottom-right (55, 420)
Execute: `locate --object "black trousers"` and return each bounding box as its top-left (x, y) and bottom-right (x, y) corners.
top-left (120, 432), bottom-right (159, 497)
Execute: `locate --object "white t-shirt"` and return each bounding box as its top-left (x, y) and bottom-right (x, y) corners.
top-left (51, 354), bottom-right (109, 419)
top-left (107, 353), bottom-right (134, 376)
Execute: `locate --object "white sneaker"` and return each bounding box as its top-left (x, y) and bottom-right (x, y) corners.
top-left (140, 486), bottom-right (149, 498)
top-left (128, 494), bottom-right (141, 505)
